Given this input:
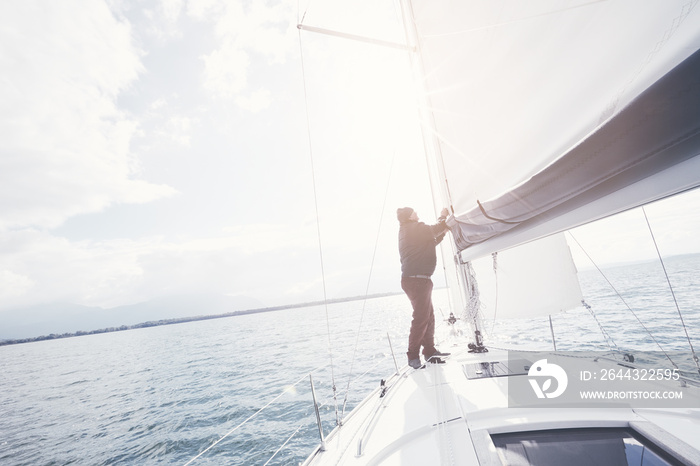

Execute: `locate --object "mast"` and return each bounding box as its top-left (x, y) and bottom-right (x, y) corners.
top-left (396, 0), bottom-right (481, 346)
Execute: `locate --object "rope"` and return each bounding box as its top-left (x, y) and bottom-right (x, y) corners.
top-left (341, 152), bottom-right (396, 418)
top-left (489, 252), bottom-right (498, 336)
top-left (462, 261), bottom-right (481, 330)
top-left (297, 23), bottom-right (340, 427)
top-left (642, 207), bottom-right (700, 374)
top-left (477, 200), bottom-right (520, 224)
top-left (566, 231), bottom-right (678, 369)
top-left (581, 299), bottom-right (619, 354)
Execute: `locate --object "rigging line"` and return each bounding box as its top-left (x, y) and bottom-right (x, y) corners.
top-left (183, 371), bottom-right (312, 466)
top-left (582, 300), bottom-right (620, 355)
top-left (642, 207), bottom-right (700, 373)
top-left (258, 388), bottom-right (324, 465)
top-left (489, 252), bottom-right (499, 337)
top-left (297, 27), bottom-right (340, 427)
top-left (340, 151), bottom-right (397, 417)
top-left (399, 0), bottom-right (464, 322)
top-left (397, 0), bottom-right (456, 211)
top-left (340, 354), bottom-right (393, 402)
top-left (297, 0), bottom-right (313, 25)
top-left (263, 424), bottom-right (304, 466)
top-left (566, 231), bottom-right (678, 369)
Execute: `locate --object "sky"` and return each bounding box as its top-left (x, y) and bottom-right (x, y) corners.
top-left (0, 0), bottom-right (435, 316)
top-left (1, 0), bottom-right (699, 322)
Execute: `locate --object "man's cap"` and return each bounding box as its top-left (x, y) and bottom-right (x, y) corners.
top-left (397, 207), bottom-right (414, 222)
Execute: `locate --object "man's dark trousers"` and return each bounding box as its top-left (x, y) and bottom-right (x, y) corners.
top-left (401, 276), bottom-right (437, 360)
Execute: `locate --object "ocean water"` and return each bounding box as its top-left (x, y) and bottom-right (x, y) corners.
top-left (1, 255), bottom-right (699, 465)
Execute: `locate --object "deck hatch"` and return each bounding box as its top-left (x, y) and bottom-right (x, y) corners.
top-left (491, 428), bottom-right (681, 466)
top-left (462, 359), bottom-right (532, 380)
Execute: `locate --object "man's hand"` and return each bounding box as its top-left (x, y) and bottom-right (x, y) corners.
top-left (440, 208), bottom-right (449, 219)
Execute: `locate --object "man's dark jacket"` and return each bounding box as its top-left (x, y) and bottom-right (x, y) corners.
top-left (398, 219), bottom-right (447, 278)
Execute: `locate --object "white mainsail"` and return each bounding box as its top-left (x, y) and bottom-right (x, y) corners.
top-left (402, 0), bottom-right (700, 262)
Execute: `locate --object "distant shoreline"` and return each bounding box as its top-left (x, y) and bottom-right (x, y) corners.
top-left (0, 292), bottom-right (404, 346)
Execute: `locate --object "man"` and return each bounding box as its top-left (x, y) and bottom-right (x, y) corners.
top-left (397, 206), bottom-right (451, 369)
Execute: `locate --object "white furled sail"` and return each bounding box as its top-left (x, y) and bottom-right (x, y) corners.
top-left (471, 233), bottom-right (582, 320)
top-left (402, 1), bottom-right (700, 262)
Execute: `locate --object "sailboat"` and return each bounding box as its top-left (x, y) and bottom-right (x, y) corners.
top-left (296, 0), bottom-right (700, 465)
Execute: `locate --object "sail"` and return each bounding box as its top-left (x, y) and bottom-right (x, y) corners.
top-left (402, 1), bottom-right (700, 261)
top-left (471, 233), bottom-right (582, 320)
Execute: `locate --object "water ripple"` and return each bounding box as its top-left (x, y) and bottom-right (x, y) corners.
top-left (1, 256), bottom-right (699, 464)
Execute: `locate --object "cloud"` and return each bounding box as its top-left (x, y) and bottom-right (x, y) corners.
top-left (192, 0), bottom-right (296, 110)
top-left (157, 115), bottom-right (196, 146)
top-left (0, 223), bottom-right (327, 312)
top-left (136, 0), bottom-right (185, 41)
top-left (0, 270), bottom-right (34, 299)
top-left (221, 223), bottom-right (317, 254)
top-left (160, 0), bottom-right (184, 24)
top-left (0, 1), bottom-right (176, 231)
top-left (185, 0), bottom-right (222, 20)
top-left (201, 42), bottom-right (251, 97)
top-left (130, 97), bottom-right (198, 151)
top-left (235, 89), bottom-right (273, 113)
top-left (0, 229), bottom-right (142, 310)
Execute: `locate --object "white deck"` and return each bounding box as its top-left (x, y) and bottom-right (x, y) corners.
top-left (303, 345), bottom-right (700, 465)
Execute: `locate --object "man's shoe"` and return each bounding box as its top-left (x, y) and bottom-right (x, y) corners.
top-left (408, 357), bottom-right (422, 369)
top-left (427, 357), bottom-right (446, 364)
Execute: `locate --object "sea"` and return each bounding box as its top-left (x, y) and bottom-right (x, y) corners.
top-left (1, 254), bottom-right (699, 465)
